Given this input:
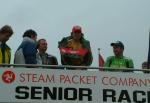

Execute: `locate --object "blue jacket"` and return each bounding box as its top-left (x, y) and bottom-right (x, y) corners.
top-left (14, 37), bottom-right (37, 64)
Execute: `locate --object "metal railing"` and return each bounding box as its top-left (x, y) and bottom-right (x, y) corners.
top-left (0, 63), bottom-right (150, 72)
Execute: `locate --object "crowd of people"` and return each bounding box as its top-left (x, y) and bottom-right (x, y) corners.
top-left (0, 25), bottom-right (148, 72)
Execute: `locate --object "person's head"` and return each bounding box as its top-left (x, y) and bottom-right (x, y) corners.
top-left (37, 39), bottom-right (47, 53)
top-left (0, 25), bottom-right (13, 43)
top-left (71, 25), bottom-right (83, 41)
top-left (142, 61), bottom-right (149, 73)
top-left (142, 61), bottom-right (148, 69)
top-left (111, 41), bottom-right (124, 57)
top-left (23, 29), bottom-right (37, 41)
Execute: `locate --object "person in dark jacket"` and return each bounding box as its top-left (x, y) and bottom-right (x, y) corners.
top-left (14, 29), bottom-right (37, 65)
top-left (36, 39), bottom-right (58, 66)
top-left (58, 25), bottom-right (93, 70)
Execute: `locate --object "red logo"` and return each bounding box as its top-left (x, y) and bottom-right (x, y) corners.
top-left (2, 70), bottom-right (15, 84)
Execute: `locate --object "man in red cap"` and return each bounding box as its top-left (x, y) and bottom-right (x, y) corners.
top-left (58, 25), bottom-right (93, 70)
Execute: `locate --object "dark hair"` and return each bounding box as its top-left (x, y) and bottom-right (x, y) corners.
top-left (37, 38), bottom-right (46, 48)
top-left (23, 29), bottom-right (37, 38)
top-left (0, 25), bottom-right (13, 35)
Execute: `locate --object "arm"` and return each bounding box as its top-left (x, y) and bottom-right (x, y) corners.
top-left (58, 36), bottom-right (69, 65)
top-left (104, 57), bottom-right (112, 67)
top-left (128, 59), bottom-right (134, 68)
top-left (82, 41), bottom-right (93, 66)
top-left (82, 50), bottom-right (93, 66)
top-left (23, 42), bottom-right (37, 64)
top-left (48, 55), bottom-right (58, 65)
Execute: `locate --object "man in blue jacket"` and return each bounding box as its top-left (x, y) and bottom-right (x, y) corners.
top-left (14, 29), bottom-right (37, 64)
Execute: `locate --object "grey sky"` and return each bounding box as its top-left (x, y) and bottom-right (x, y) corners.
top-left (0, 0), bottom-right (150, 68)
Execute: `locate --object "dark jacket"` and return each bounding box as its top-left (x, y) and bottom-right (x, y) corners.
top-left (58, 35), bottom-right (93, 66)
top-left (36, 53), bottom-right (58, 65)
top-left (14, 37), bottom-right (37, 64)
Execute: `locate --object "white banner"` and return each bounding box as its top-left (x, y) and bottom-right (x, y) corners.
top-left (0, 67), bottom-right (150, 103)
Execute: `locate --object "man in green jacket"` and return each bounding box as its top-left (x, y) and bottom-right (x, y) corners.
top-left (104, 41), bottom-right (134, 72)
top-left (58, 25), bottom-right (93, 70)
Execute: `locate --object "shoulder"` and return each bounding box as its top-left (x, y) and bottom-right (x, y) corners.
top-left (123, 56), bottom-right (133, 62)
top-left (23, 38), bottom-right (36, 46)
top-left (81, 37), bottom-right (91, 49)
top-left (22, 37), bottom-right (36, 46)
top-left (81, 37), bottom-right (90, 43)
top-left (47, 54), bottom-right (57, 59)
top-left (123, 56), bottom-right (134, 68)
top-left (19, 37), bottom-right (35, 46)
top-left (58, 36), bottom-right (73, 48)
top-left (0, 43), bottom-right (11, 50)
top-left (60, 36), bottom-right (71, 42)
top-left (105, 56), bottom-right (115, 64)
top-left (5, 44), bottom-right (11, 50)
top-left (106, 56), bottom-right (115, 60)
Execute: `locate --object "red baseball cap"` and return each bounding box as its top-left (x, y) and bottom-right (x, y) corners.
top-left (72, 25), bottom-right (82, 33)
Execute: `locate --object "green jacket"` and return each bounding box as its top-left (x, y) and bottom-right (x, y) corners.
top-left (58, 36), bottom-right (93, 66)
top-left (104, 56), bottom-right (134, 69)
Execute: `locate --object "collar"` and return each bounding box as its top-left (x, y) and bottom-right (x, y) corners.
top-left (115, 55), bottom-right (124, 59)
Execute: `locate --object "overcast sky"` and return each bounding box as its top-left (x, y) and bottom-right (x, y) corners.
top-left (0, 0), bottom-right (150, 68)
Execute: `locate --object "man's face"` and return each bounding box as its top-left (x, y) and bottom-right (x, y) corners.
top-left (0, 33), bottom-right (12, 43)
top-left (38, 40), bottom-right (47, 53)
top-left (31, 35), bottom-right (37, 42)
top-left (113, 46), bottom-right (123, 57)
top-left (72, 32), bottom-right (82, 41)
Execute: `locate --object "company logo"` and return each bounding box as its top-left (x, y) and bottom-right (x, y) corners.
top-left (2, 70), bottom-right (15, 84)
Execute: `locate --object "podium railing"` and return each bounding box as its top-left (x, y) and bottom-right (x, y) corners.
top-left (0, 63), bottom-right (149, 72)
